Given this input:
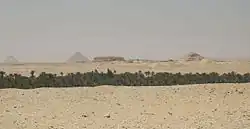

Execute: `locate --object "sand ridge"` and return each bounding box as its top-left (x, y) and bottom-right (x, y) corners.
top-left (1, 83), bottom-right (250, 129)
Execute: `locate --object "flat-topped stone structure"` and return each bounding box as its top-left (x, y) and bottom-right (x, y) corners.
top-left (93, 56), bottom-right (125, 62)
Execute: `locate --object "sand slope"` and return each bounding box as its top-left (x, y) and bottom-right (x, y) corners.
top-left (1, 83), bottom-right (250, 129)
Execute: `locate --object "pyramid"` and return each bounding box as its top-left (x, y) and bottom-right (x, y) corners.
top-left (4, 56), bottom-right (19, 64)
top-left (66, 52), bottom-right (90, 63)
top-left (183, 52), bottom-right (204, 61)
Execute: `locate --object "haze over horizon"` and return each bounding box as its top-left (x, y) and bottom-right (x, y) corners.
top-left (0, 0), bottom-right (249, 62)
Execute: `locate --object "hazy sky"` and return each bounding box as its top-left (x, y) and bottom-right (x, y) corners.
top-left (0, 0), bottom-right (249, 62)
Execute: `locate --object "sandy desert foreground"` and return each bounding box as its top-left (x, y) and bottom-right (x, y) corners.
top-left (1, 83), bottom-right (250, 129)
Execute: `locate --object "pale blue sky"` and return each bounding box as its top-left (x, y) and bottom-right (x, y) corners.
top-left (0, 0), bottom-right (249, 62)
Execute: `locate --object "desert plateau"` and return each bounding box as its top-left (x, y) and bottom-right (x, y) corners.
top-left (1, 59), bottom-right (250, 76)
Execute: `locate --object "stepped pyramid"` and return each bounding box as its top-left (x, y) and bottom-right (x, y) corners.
top-left (66, 52), bottom-right (90, 63)
top-left (4, 56), bottom-right (19, 64)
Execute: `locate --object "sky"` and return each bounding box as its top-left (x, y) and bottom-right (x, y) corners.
top-left (0, 0), bottom-right (250, 62)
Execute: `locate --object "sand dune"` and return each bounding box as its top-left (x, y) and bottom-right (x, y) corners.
top-left (1, 83), bottom-right (250, 129)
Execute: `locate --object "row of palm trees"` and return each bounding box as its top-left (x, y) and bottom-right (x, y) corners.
top-left (0, 69), bottom-right (249, 89)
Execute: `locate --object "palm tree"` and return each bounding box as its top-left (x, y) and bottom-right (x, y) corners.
top-left (0, 71), bottom-right (6, 78)
top-left (30, 70), bottom-right (35, 78)
top-left (144, 71), bottom-right (150, 77)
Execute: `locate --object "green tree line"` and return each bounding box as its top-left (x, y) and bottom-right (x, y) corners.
top-left (0, 69), bottom-right (249, 89)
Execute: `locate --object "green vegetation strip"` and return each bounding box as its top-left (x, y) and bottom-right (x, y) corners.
top-left (0, 69), bottom-right (250, 89)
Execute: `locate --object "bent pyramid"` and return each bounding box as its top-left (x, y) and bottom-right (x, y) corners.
top-left (67, 52), bottom-right (90, 63)
top-left (4, 56), bottom-right (19, 64)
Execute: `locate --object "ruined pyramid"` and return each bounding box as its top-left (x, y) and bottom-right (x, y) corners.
top-left (66, 52), bottom-right (90, 63)
top-left (4, 56), bottom-right (19, 64)
top-left (182, 52), bottom-right (205, 61)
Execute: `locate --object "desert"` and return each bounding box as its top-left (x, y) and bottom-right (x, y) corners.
top-left (1, 59), bottom-right (250, 76)
top-left (1, 52), bottom-right (249, 76)
top-left (1, 1), bottom-right (250, 128)
top-left (1, 84), bottom-right (250, 129)
top-left (0, 53), bottom-right (250, 129)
